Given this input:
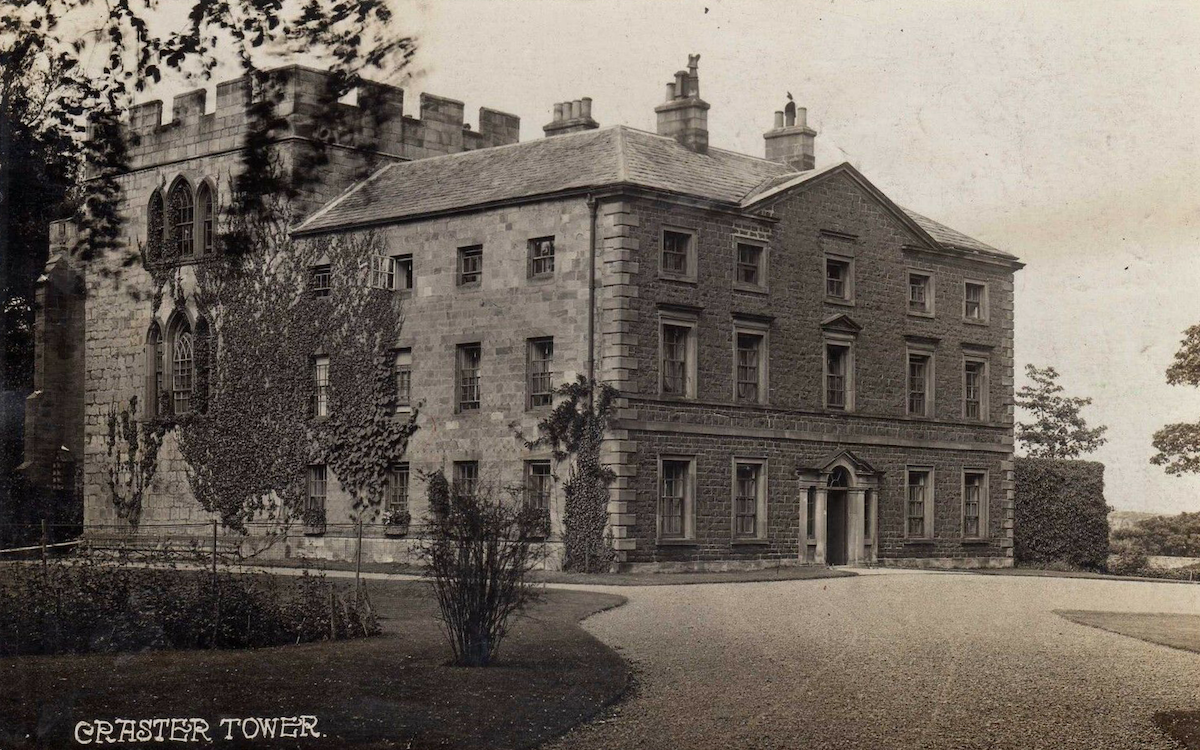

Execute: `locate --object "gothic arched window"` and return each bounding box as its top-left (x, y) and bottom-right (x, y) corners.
top-left (168, 179), bottom-right (194, 259)
top-left (170, 317), bottom-right (194, 416)
top-left (194, 315), bottom-right (211, 413)
top-left (196, 181), bottom-right (215, 256)
top-left (829, 466), bottom-right (850, 488)
top-left (146, 323), bottom-right (163, 418)
top-left (147, 190), bottom-right (165, 264)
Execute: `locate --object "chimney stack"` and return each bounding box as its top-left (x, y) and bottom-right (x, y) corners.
top-left (763, 98), bottom-right (817, 170)
top-left (655, 54), bottom-right (710, 154)
top-left (543, 97), bottom-right (599, 136)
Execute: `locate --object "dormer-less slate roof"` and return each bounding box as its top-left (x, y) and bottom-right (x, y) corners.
top-left (296, 124), bottom-right (1016, 261)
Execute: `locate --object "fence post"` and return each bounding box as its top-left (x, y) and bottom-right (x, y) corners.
top-left (355, 519), bottom-right (363, 593)
top-left (40, 519), bottom-right (48, 577)
top-left (211, 518), bottom-right (219, 648)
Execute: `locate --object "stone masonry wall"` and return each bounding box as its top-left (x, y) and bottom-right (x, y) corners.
top-left (607, 171), bottom-right (1017, 566)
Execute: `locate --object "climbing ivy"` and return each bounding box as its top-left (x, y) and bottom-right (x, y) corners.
top-left (103, 396), bottom-right (165, 527)
top-left (162, 184), bottom-right (418, 534)
top-left (525, 377), bottom-right (617, 573)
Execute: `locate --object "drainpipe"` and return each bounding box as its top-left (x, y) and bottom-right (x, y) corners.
top-left (586, 194), bottom-right (598, 408)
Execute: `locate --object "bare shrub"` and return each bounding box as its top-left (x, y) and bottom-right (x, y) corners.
top-left (420, 470), bottom-right (544, 667)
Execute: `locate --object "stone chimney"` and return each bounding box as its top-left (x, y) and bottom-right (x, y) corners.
top-left (655, 54), bottom-right (710, 154)
top-left (543, 97), bottom-right (599, 136)
top-left (763, 99), bottom-right (817, 170)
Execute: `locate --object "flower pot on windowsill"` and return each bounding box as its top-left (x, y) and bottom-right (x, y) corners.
top-left (302, 508), bottom-right (327, 536)
top-left (383, 509), bottom-right (411, 538)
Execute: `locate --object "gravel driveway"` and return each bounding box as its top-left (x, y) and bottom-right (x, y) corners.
top-left (549, 571), bottom-right (1200, 750)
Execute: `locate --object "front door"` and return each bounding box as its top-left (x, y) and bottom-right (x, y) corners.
top-left (827, 490), bottom-right (848, 565)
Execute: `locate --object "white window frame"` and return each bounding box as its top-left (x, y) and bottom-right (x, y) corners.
top-left (733, 236), bottom-right (768, 292)
top-left (962, 353), bottom-right (990, 422)
top-left (455, 343), bottom-right (482, 412)
top-left (660, 226), bottom-right (697, 283)
top-left (905, 345), bottom-right (936, 418)
top-left (657, 455), bottom-right (697, 542)
top-left (527, 236), bottom-right (556, 278)
top-left (458, 245), bottom-right (483, 287)
top-left (313, 354), bottom-right (330, 418)
top-left (386, 463), bottom-right (410, 513)
top-left (368, 255), bottom-right (392, 290)
top-left (905, 466), bottom-right (935, 540)
top-left (732, 319), bottom-right (769, 405)
top-left (393, 348), bottom-right (412, 414)
top-left (392, 254), bottom-right (413, 292)
top-left (526, 337), bottom-right (555, 409)
top-left (822, 334), bottom-right (855, 412)
top-left (524, 459), bottom-right (553, 511)
top-left (824, 252), bottom-right (855, 304)
top-left (907, 269), bottom-right (935, 317)
top-left (962, 469), bottom-right (989, 539)
top-left (659, 312), bottom-right (698, 399)
top-left (963, 279), bottom-right (990, 323)
top-left (731, 457), bottom-right (768, 541)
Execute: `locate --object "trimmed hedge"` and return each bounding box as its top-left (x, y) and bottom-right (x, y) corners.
top-left (1014, 457), bottom-right (1110, 570)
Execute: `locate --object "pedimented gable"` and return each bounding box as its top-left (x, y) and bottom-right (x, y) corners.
top-left (805, 449), bottom-right (881, 479)
top-left (821, 313), bottom-right (862, 335)
top-left (742, 162), bottom-right (942, 253)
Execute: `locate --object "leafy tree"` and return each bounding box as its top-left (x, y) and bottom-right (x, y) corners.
top-left (1152, 325), bottom-right (1200, 475)
top-left (1015, 364), bottom-right (1108, 459)
top-left (1112, 511), bottom-right (1200, 558)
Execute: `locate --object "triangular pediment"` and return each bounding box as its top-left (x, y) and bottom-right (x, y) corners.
top-left (809, 449), bottom-right (881, 479)
top-left (742, 162), bottom-right (943, 254)
top-left (821, 313), bottom-right (862, 334)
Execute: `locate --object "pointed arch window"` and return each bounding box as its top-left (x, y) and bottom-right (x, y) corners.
top-left (194, 316), bottom-right (211, 413)
top-left (146, 323), bottom-right (163, 418)
top-left (147, 190), bottom-right (165, 264)
top-left (196, 182), bottom-right (215, 256)
top-left (168, 180), bottom-right (194, 259)
top-left (170, 317), bottom-right (194, 416)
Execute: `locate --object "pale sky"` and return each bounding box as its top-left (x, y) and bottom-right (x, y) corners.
top-left (79, 0), bottom-right (1200, 513)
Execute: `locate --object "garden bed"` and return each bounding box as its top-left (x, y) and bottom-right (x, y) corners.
top-left (0, 578), bottom-right (629, 749)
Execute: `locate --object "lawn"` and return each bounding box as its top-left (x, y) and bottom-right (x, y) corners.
top-left (249, 558), bottom-right (854, 586)
top-left (0, 579), bottom-right (629, 749)
top-left (1056, 610), bottom-right (1200, 750)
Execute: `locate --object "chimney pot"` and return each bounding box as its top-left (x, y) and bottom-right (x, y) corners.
top-left (553, 102), bottom-right (564, 121)
top-left (764, 97), bottom-right (817, 170)
top-left (570, 99), bottom-right (582, 119)
top-left (656, 54), bottom-right (710, 153)
top-left (581, 97), bottom-right (592, 119)
top-left (543, 96), bottom-right (600, 137)
top-left (774, 111), bottom-right (785, 129)
top-left (797, 107), bottom-right (807, 128)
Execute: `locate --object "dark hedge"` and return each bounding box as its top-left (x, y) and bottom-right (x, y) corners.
top-left (1014, 457), bottom-right (1110, 570)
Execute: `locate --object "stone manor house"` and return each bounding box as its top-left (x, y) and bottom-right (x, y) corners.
top-left (27, 57), bottom-right (1023, 570)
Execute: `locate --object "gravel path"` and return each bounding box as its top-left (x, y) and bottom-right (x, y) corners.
top-left (548, 571), bottom-right (1200, 750)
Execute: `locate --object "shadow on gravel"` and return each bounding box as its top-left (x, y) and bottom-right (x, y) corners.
top-left (1154, 711), bottom-right (1200, 749)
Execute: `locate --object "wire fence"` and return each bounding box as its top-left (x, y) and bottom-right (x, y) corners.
top-left (0, 519), bottom-right (435, 592)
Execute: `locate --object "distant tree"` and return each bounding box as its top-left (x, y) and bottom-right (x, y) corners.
top-left (1015, 364), bottom-right (1108, 459)
top-left (1112, 511), bottom-right (1200, 558)
top-left (1151, 325), bottom-right (1200, 476)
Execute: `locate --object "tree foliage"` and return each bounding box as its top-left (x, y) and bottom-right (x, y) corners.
top-left (524, 377), bottom-right (618, 573)
top-left (1013, 457), bottom-right (1110, 570)
top-left (1014, 364), bottom-right (1108, 459)
top-left (1112, 511), bottom-right (1200, 558)
top-left (1151, 325), bottom-right (1200, 475)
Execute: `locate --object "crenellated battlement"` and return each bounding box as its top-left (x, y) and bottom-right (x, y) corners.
top-left (116, 65), bottom-right (520, 171)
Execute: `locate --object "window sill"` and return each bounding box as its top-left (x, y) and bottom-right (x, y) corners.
top-left (907, 310), bottom-right (935, 319)
top-left (657, 392), bottom-right (697, 402)
top-left (527, 273), bottom-right (555, 284)
top-left (303, 524), bottom-right (326, 536)
top-left (731, 538), bottom-right (770, 546)
top-left (732, 283), bottom-right (769, 296)
top-left (525, 404), bottom-right (554, 413)
top-left (903, 538), bottom-right (935, 545)
top-left (961, 537), bottom-right (992, 545)
top-left (457, 281), bottom-right (482, 291)
top-left (963, 317), bottom-right (990, 326)
top-left (658, 273), bottom-right (698, 285)
top-left (656, 538), bottom-right (699, 547)
top-left (825, 297), bottom-right (855, 307)
top-left (383, 526), bottom-right (409, 538)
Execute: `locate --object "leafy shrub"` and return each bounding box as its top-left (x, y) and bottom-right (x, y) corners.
top-left (0, 554), bottom-right (378, 656)
top-left (421, 470), bottom-right (543, 667)
top-left (1112, 511), bottom-right (1200, 558)
top-left (1107, 548), bottom-right (1149, 577)
top-left (1014, 458), bottom-right (1110, 570)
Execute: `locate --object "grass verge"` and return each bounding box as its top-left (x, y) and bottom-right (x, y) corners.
top-left (1155, 710), bottom-right (1200, 750)
top-left (1054, 610), bottom-right (1200, 655)
top-left (0, 579), bottom-right (629, 749)
top-left (254, 558), bottom-right (854, 586)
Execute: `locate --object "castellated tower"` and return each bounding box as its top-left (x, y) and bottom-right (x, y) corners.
top-left (26, 65), bottom-right (520, 531)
